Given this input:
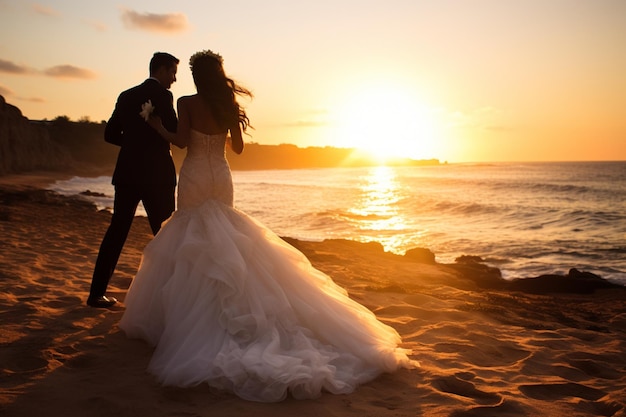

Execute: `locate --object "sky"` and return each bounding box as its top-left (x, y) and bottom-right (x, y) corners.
top-left (1, 0), bottom-right (625, 163)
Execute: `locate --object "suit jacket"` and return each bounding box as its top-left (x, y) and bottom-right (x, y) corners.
top-left (105, 78), bottom-right (178, 186)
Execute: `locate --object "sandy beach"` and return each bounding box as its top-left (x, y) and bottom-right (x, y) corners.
top-left (1, 175), bottom-right (625, 417)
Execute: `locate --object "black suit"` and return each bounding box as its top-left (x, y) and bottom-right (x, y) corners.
top-left (89, 78), bottom-right (177, 299)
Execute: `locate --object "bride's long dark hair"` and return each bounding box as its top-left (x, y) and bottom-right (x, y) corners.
top-left (190, 51), bottom-right (252, 132)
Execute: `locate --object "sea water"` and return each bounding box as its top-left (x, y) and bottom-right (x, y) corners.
top-left (50, 161), bottom-right (626, 284)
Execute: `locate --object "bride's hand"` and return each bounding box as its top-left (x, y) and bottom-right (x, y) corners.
top-left (147, 115), bottom-right (164, 132)
top-left (147, 114), bottom-right (180, 145)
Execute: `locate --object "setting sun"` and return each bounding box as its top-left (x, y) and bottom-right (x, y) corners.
top-left (334, 84), bottom-right (440, 162)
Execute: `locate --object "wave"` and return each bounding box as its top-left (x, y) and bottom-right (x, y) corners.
top-left (432, 200), bottom-right (503, 216)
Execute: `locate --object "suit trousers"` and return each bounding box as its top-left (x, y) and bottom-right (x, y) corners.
top-left (89, 184), bottom-right (175, 299)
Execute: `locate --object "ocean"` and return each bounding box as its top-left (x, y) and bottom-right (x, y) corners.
top-left (50, 161), bottom-right (626, 285)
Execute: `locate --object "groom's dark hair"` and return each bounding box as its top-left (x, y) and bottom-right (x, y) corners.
top-left (149, 52), bottom-right (179, 75)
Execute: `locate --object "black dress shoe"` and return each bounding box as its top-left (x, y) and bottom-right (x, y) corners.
top-left (87, 295), bottom-right (118, 308)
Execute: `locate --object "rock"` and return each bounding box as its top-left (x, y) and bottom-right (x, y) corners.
top-left (455, 255), bottom-right (486, 264)
top-left (446, 256), bottom-right (504, 290)
top-left (507, 268), bottom-right (624, 294)
top-left (404, 247), bottom-right (436, 264)
top-left (321, 238), bottom-right (385, 253)
top-left (80, 190), bottom-right (106, 197)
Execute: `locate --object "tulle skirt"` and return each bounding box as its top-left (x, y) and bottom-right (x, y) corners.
top-left (119, 199), bottom-right (416, 402)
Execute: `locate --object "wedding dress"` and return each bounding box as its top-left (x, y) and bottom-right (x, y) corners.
top-left (119, 129), bottom-right (416, 402)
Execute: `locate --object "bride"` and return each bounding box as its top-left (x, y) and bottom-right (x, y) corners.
top-left (119, 49), bottom-right (417, 402)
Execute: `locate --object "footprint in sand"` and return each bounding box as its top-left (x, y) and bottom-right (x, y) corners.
top-left (434, 340), bottom-right (530, 368)
top-left (46, 295), bottom-right (83, 309)
top-left (369, 395), bottom-right (406, 410)
top-left (5, 352), bottom-right (49, 373)
top-left (64, 353), bottom-right (100, 369)
top-left (567, 358), bottom-right (622, 380)
top-left (449, 399), bottom-right (528, 417)
top-left (519, 382), bottom-right (605, 401)
top-left (432, 375), bottom-right (502, 405)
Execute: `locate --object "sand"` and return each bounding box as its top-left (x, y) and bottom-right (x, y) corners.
top-left (0, 174), bottom-right (625, 417)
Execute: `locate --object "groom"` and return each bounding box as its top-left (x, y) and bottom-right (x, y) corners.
top-left (87, 52), bottom-right (180, 308)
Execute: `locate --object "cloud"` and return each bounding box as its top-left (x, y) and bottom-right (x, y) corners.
top-left (484, 125), bottom-right (518, 132)
top-left (284, 120), bottom-right (327, 128)
top-left (0, 59), bottom-right (96, 80)
top-left (85, 19), bottom-right (107, 32)
top-left (283, 109), bottom-right (329, 127)
top-left (120, 9), bottom-right (189, 34)
top-left (0, 59), bottom-right (32, 74)
top-left (43, 65), bottom-right (97, 80)
top-left (32, 3), bottom-right (60, 17)
top-left (19, 96), bottom-right (46, 103)
top-left (444, 106), bottom-right (511, 129)
top-left (0, 84), bottom-right (14, 96)
top-left (0, 86), bottom-right (45, 103)
top-left (22, 97), bottom-right (48, 103)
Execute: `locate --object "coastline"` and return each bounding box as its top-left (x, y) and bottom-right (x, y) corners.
top-left (0, 170), bottom-right (75, 188)
top-left (1, 175), bottom-right (625, 416)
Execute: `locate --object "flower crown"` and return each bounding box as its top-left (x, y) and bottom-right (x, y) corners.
top-left (189, 49), bottom-right (223, 69)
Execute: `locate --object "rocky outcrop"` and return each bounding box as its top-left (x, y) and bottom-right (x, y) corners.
top-left (0, 96), bottom-right (73, 175)
top-left (0, 96), bottom-right (120, 176)
top-left (401, 248), bottom-right (623, 294)
top-left (404, 247), bottom-right (437, 264)
top-left (507, 268), bottom-right (624, 294)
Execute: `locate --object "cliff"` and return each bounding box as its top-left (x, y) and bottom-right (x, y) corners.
top-left (0, 96), bottom-right (73, 175)
top-left (43, 117), bottom-right (118, 175)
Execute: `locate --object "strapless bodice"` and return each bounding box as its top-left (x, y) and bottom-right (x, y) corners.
top-left (187, 129), bottom-right (228, 158)
top-left (176, 129), bottom-right (233, 209)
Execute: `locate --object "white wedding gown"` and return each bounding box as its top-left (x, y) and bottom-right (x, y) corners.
top-left (119, 130), bottom-right (416, 402)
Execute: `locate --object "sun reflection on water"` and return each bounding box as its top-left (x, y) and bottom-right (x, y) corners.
top-left (348, 166), bottom-right (412, 251)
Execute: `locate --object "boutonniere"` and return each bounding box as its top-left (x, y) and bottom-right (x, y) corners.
top-left (139, 100), bottom-right (155, 121)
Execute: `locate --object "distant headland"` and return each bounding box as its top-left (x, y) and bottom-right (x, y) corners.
top-left (0, 95), bottom-right (440, 176)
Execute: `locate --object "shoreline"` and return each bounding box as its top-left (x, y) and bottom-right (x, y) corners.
top-left (1, 178), bottom-right (625, 416)
top-left (0, 170), bottom-right (75, 188)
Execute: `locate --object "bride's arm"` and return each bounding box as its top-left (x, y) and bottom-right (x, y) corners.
top-left (148, 97), bottom-right (190, 148)
top-left (229, 122), bottom-right (244, 154)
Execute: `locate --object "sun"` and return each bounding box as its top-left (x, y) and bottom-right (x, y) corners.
top-left (334, 84), bottom-right (439, 162)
